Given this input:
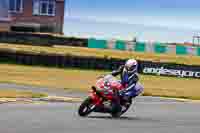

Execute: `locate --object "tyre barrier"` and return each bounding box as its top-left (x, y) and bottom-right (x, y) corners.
top-left (0, 49), bottom-right (200, 79)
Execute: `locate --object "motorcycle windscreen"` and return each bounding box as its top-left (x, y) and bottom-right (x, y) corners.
top-left (0, 0), bottom-right (10, 21)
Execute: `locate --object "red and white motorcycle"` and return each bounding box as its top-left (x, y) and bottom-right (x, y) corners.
top-left (78, 75), bottom-right (133, 118)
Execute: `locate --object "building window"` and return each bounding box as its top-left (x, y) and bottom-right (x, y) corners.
top-left (0, 0), bottom-right (10, 20)
top-left (9, 0), bottom-right (23, 12)
top-left (33, 0), bottom-right (56, 16)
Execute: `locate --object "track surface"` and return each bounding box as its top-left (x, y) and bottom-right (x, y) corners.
top-left (0, 83), bottom-right (200, 133)
top-left (0, 83), bottom-right (84, 97)
top-left (0, 99), bottom-right (200, 133)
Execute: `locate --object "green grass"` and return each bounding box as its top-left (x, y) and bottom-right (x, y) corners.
top-left (0, 63), bottom-right (199, 100)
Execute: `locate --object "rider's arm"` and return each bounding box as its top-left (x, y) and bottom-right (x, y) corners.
top-left (111, 65), bottom-right (124, 76)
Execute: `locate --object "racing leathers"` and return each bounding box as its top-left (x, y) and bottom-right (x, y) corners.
top-left (111, 65), bottom-right (143, 99)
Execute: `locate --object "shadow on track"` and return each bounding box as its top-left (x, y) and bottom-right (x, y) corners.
top-left (87, 115), bottom-right (161, 122)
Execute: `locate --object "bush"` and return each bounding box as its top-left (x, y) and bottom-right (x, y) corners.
top-left (0, 31), bottom-right (88, 47)
top-left (11, 26), bottom-right (37, 32)
top-left (39, 25), bottom-right (54, 33)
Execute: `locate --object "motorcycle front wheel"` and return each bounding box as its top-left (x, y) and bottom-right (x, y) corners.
top-left (78, 97), bottom-right (95, 117)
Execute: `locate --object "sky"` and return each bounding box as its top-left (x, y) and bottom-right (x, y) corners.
top-left (65, 0), bottom-right (200, 42)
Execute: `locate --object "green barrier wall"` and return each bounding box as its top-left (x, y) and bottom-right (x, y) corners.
top-left (197, 47), bottom-right (200, 56)
top-left (115, 40), bottom-right (126, 50)
top-left (176, 45), bottom-right (187, 55)
top-left (87, 38), bottom-right (200, 56)
top-left (135, 42), bottom-right (146, 52)
top-left (88, 38), bottom-right (107, 49)
top-left (154, 43), bottom-right (167, 54)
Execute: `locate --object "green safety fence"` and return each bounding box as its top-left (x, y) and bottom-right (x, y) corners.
top-left (197, 47), bottom-right (200, 56)
top-left (87, 38), bottom-right (200, 56)
top-left (88, 38), bottom-right (107, 49)
top-left (154, 43), bottom-right (167, 54)
top-left (114, 40), bottom-right (126, 50)
top-left (134, 42), bottom-right (146, 52)
top-left (176, 45), bottom-right (187, 55)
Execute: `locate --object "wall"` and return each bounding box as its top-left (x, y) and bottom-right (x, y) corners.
top-left (88, 38), bottom-right (200, 56)
top-left (10, 0), bottom-right (65, 34)
top-left (0, 0), bottom-right (10, 32)
top-left (0, 21), bottom-right (11, 31)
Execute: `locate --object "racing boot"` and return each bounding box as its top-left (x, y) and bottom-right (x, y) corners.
top-left (110, 97), bottom-right (122, 117)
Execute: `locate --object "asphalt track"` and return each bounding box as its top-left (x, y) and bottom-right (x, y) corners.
top-left (0, 83), bottom-right (200, 133)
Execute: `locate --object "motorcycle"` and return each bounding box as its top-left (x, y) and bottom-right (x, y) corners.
top-left (78, 75), bottom-right (133, 118)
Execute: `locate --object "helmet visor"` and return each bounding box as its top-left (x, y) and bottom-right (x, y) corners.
top-left (125, 64), bottom-right (137, 72)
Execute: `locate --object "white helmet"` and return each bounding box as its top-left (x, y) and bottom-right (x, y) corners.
top-left (124, 59), bottom-right (138, 74)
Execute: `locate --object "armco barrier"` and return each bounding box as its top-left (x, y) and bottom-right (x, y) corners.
top-left (0, 49), bottom-right (200, 79)
top-left (87, 38), bottom-right (200, 56)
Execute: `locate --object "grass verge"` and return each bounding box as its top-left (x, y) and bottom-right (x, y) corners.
top-left (0, 63), bottom-right (199, 100)
top-left (0, 43), bottom-right (200, 65)
top-left (0, 89), bottom-right (47, 98)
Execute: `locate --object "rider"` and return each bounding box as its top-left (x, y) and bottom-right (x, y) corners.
top-left (110, 59), bottom-right (144, 112)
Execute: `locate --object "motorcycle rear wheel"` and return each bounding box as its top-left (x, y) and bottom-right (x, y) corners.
top-left (111, 99), bottom-right (132, 118)
top-left (120, 100), bottom-right (132, 115)
top-left (78, 97), bottom-right (94, 117)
